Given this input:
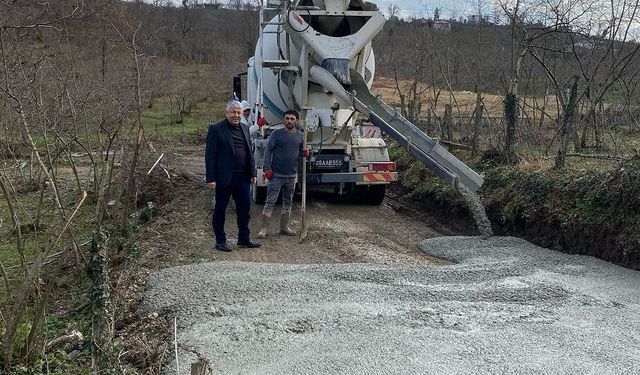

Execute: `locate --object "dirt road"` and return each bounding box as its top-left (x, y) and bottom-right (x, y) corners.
top-left (140, 147), bottom-right (454, 268)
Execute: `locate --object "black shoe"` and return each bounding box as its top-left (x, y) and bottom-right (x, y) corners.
top-left (215, 243), bottom-right (232, 252)
top-left (237, 239), bottom-right (261, 248)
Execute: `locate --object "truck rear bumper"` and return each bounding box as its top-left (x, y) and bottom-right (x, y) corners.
top-left (307, 172), bottom-right (398, 184)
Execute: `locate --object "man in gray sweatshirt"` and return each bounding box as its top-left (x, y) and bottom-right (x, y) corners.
top-left (258, 109), bottom-right (308, 238)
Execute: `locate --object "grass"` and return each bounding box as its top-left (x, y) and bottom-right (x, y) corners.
top-left (142, 62), bottom-right (228, 138)
top-left (0, 166), bottom-right (131, 371)
top-left (0, 216), bottom-right (94, 372)
top-left (0, 183), bottom-right (97, 298)
top-left (143, 96), bottom-right (226, 138)
top-left (0, 194), bottom-right (45, 265)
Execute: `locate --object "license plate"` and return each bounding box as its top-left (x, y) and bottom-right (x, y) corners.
top-left (312, 157), bottom-right (344, 169)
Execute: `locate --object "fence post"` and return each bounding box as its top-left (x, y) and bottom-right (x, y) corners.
top-left (473, 86), bottom-right (483, 156)
top-left (443, 104), bottom-right (453, 141)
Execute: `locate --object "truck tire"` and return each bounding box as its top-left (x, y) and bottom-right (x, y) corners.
top-left (253, 185), bottom-right (267, 204)
top-left (353, 184), bottom-right (386, 205)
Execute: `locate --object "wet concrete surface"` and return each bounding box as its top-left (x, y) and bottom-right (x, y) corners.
top-left (144, 236), bottom-right (640, 374)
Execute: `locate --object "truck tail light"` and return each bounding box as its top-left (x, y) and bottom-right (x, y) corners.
top-left (369, 162), bottom-right (396, 172)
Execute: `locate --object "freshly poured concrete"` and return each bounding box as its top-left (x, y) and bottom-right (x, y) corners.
top-left (145, 236), bottom-right (640, 374)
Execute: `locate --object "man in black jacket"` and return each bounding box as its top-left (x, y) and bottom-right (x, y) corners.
top-left (205, 100), bottom-right (261, 251)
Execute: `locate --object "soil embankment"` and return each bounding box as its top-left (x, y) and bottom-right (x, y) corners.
top-left (391, 147), bottom-right (640, 270)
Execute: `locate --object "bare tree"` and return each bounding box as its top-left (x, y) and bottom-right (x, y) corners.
top-left (0, 0), bottom-right (167, 370)
top-left (0, 2), bottom-right (94, 367)
top-left (386, 2), bottom-right (401, 21)
top-left (500, 0), bottom-right (640, 167)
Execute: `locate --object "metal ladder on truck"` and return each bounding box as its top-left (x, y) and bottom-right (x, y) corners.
top-left (251, 0), bottom-right (300, 204)
top-left (255, 0), bottom-right (295, 122)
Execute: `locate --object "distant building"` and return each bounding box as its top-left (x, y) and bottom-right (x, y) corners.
top-left (417, 18), bottom-right (452, 31)
top-left (433, 20), bottom-right (452, 31)
top-left (468, 14), bottom-right (486, 24)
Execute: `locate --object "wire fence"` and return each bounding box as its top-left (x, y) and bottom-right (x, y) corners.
top-left (409, 109), bottom-right (640, 159)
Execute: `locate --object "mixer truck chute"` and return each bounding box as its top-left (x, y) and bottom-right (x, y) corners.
top-left (244, 0), bottom-right (483, 206)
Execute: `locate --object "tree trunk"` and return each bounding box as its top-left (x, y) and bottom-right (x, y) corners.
top-left (90, 230), bottom-right (113, 373)
top-left (504, 92), bottom-right (518, 161)
top-left (595, 101), bottom-right (604, 149)
top-left (121, 122), bottom-right (143, 231)
top-left (473, 86), bottom-right (483, 156)
top-left (443, 104), bottom-right (453, 141)
top-left (555, 76), bottom-right (580, 169)
top-left (580, 116), bottom-right (589, 149)
top-left (571, 124), bottom-right (581, 152)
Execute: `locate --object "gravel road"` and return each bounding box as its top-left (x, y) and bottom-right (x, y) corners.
top-left (144, 235), bottom-right (640, 374)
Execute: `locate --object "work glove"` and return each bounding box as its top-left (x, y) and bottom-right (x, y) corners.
top-left (263, 169), bottom-right (273, 180)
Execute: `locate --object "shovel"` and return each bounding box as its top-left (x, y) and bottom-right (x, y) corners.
top-left (299, 160), bottom-right (308, 243)
top-left (299, 121), bottom-right (309, 243)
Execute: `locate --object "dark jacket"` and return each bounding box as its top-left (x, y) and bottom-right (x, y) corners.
top-left (205, 119), bottom-right (256, 188)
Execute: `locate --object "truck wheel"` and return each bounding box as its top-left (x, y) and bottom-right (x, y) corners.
top-left (253, 185), bottom-right (267, 204)
top-left (353, 184), bottom-right (386, 205)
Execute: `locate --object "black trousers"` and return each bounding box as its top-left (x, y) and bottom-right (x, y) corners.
top-left (213, 172), bottom-right (252, 244)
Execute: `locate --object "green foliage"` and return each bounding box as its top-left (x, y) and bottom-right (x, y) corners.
top-left (46, 311), bottom-right (90, 342)
top-left (142, 95), bottom-right (225, 140)
top-left (481, 157), bottom-right (640, 266)
top-left (138, 203), bottom-right (160, 223)
top-left (390, 142), bottom-right (640, 268)
top-left (387, 145), bottom-right (406, 161)
top-left (123, 219), bottom-right (138, 237)
top-left (103, 220), bottom-right (137, 252)
top-left (13, 322), bottom-right (32, 355)
top-left (483, 157), bottom-right (640, 229)
top-left (10, 350), bottom-right (90, 375)
top-left (390, 145), bottom-right (464, 211)
top-left (128, 241), bottom-right (141, 258)
top-left (612, 123), bottom-right (633, 135)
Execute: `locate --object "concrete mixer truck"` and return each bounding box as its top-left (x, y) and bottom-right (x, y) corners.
top-left (236, 0), bottom-right (484, 206)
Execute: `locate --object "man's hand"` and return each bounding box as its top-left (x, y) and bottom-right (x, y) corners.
top-left (207, 182), bottom-right (216, 191)
top-left (250, 177), bottom-right (257, 185)
top-left (263, 169), bottom-right (273, 181)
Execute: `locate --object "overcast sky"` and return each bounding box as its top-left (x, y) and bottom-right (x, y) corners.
top-left (374, 0), bottom-right (496, 20)
top-left (166, 0), bottom-right (503, 22)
